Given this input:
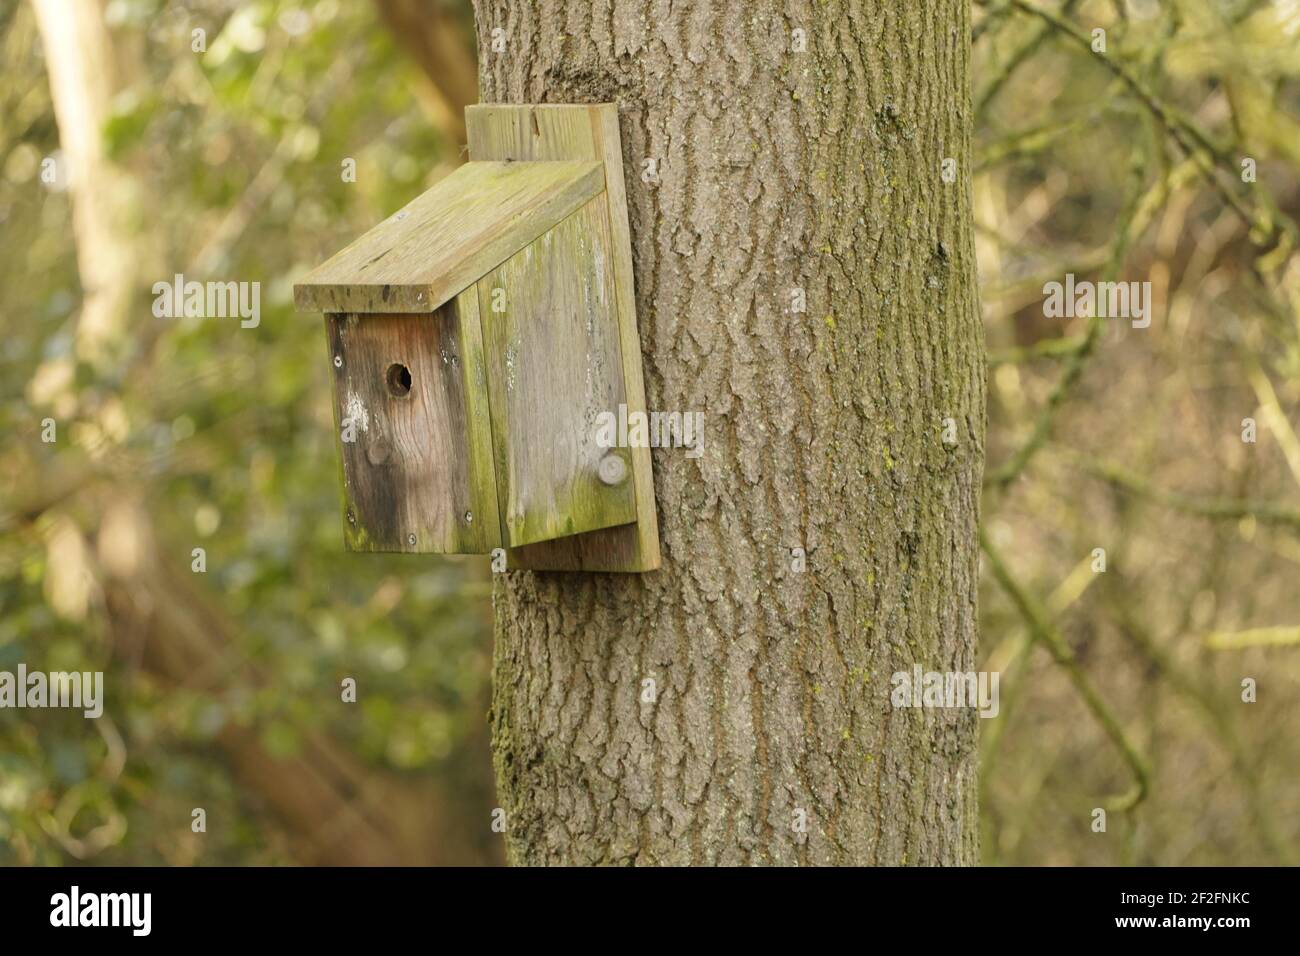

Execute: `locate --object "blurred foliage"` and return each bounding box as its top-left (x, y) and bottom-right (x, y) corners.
top-left (0, 0), bottom-right (495, 865)
top-left (974, 0), bottom-right (1300, 864)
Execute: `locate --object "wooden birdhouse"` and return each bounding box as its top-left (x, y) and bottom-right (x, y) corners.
top-left (294, 104), bottom-right (660, 572)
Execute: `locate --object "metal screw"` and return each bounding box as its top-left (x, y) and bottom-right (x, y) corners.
top-left (333, 355), bottom-right (343, 368)
top-left (407, 533), bottom-right (417, 546)
top-left (346, 508), bottom-right (356, 525)
top-left (464, 510), bottom-right (473, 523)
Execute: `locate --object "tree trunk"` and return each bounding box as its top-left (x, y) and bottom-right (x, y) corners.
top-left (473, 0), bottom-right (985, 865)
top-left (30, 0), bottom-right (142, 365)
top-left (372, 0), bottom-right (479, 144)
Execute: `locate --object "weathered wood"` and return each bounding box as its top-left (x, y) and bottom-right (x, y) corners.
top-left (467, 104), bottom-right (661, 572)
top-left (453, 285), bottom-right (504, 549)
top-left (326, 299), bottom-right (500, 553)
top-left (476, 196), bottom-right (638, 548)
top-left (296, 160), bottom-right (604, 314)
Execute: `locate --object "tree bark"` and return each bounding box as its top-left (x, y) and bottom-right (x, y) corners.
top-left (473, 0), bottom-right (985, 865)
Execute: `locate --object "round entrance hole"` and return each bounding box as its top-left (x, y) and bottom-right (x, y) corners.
top-left (386, 363), bottom-right (412, 397)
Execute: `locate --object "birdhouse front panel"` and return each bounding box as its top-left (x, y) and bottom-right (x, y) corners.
top-left (326, 293), bottom-right (501, 554)
top-left (476, 196), bottom-right (638, 547)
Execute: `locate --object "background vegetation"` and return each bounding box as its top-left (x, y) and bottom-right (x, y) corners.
top-left (0, 0), bottom-right (1296, 865)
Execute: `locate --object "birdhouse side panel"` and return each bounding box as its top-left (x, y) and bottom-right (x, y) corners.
top-left (477, 197), bottom-right (638, 548)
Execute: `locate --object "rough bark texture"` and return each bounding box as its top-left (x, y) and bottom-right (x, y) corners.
top-left (474, 0), bottom-right (985, 865)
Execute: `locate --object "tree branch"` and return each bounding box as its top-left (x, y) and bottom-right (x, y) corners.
top-left (980, 528), bottom-right (1151, 811)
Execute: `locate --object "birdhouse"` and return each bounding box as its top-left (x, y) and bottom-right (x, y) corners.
top-left (294, 104), bottom-right (660, 572)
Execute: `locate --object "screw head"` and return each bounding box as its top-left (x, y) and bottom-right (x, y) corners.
top-left (333, 355), bottom-right (343, 368)
top-left (346, 508), bottom-right (356, 525)
top-left (464, 510), bottom-right (473, 523)
top-left (597, 452), bottom-right (628, 486)
top-left (407, 532), bottom-right (417, 546)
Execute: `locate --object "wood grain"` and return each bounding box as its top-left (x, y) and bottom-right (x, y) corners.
top-left (467, 103), bottom-right (661, 572)
top-left (297, 160), bottom-right (604, 314)
top-left (476, 196), bottom-right (638, 548)
top-left (326, 300), bottom-right (500, 553)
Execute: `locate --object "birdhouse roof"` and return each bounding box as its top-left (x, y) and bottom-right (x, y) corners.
top-left (293, 160), bottom-right (605, 315)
